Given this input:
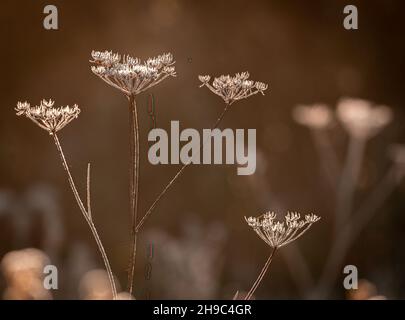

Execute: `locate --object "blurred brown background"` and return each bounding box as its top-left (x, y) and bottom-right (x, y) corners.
top-left (1, 0), bottom-right (405, 299)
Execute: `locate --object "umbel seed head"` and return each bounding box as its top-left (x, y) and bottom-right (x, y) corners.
top-left (198, 72), bottom-right (268, 105)
top-left (90, 50), bottom-right (176, 96)
top-left (292, 104), bottom-right (333, 129)
top-left (245, 211), bottom-right (320, 248)
top-left (15, 99), bottom-right (80, 135)
top-left (336, 98), bottom-right (392, 139)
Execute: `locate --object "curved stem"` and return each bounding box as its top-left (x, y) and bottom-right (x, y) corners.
top-left (245, 247), bottom-right (277, 300)
top-left (52, 133), bottom-right (117, 299)
top-left (128, 94), bottom-right (140, 295)
top-left (135, 103), bottom-right (230, 232)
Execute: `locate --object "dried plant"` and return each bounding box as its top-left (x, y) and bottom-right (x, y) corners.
top-left (90, 50), bottom-right (176, 96)
top-left (335, 98), bottom-right (392, 231)
top-left (293, 103), bottom-right (338, 187)
top-left (242, 212), bottom-right (320, 300)
top-left (15, 99), bottom-right (117, 299)
top-left (136, 72), bottom-right (268, 232)
top-left (198, 72), bottom-right (267, 105)
top-left (90, 64), bottom-right (268, 298)
top-left (245, 212), bottom-right (320, 249)
top-left (292, 104), bottom-right (333, 130)
top-left (15, 59), bottom-right (325, 302)
top-left (336, 98), bottom-right (392, 140)
top-left (287, 98), bottom-right (398, 298)
top-left (16, 100), bottom-right (80, 134)
top-left (91, 50), bottom-right (176, 295)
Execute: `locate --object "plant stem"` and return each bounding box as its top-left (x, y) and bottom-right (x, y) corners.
top-left (245, 247), bottom-right (277, 300)
top-left (315, 166), bottom-right (398, 298)
top-left (310, 129), bottom-right (340, 188)
top-left (335, 137), bottom-right (365, 232)
top-left (135, 103), bottom-right (230, 232)
top-left (52, 133), bottom-right (117, 299)
top-left (128, 94), bottom-right (140, 295)
top-left (281, 243), bottom-right (314, 295)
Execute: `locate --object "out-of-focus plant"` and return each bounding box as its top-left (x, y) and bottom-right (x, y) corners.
top-left (144, 218), bottom-right (228, 299)
top-left (1, 248), bottom-right (51, 300)
top-left (288, 97), bottom-right (397, 298)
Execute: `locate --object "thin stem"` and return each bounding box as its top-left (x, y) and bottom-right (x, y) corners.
top-left (135, 103), bottom-right (231, 232)
top-left (87, 163), bottom-right (92, 219)
top-left (245, 247), bottom-right (277, 300)
top-left (281, 243), bottom-right (314, 295)
top-left (335, 137), bottom-right (365, 232)
top-left (310, 129), bottom-right (340, 188)
top-left (315, 166), bottom-right (398, 298)
top-left (52, 133), bottom-right (117, 299)
top-left (128, 94), bottom-right (140, 295)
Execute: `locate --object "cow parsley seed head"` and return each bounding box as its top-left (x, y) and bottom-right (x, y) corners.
top-left (90, 50), bottom-right (176, 96)
top-left (198, 72), bottom-right (268, 105)
top-left (15, 99), bottom-right (80, 135)
top-left (245, 211), bottom-right (320, 248)
top-left (91, 50), bottom-right (121, 67)
top-left (337, 98), bottom-right (392, 139)
top-left (293, 104), bottom-right (333, 129)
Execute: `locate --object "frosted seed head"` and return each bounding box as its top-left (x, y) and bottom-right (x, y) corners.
top-left (199, 72), bottom-right (268, 104)
top-left (90, 50), bottom-right (176, 95)
top-left (245, 211), bottom-right (320, 248)
top-left (15, 99), bottom-right (80, 134)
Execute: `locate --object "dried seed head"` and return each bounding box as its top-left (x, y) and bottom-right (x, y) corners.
top-left (91, 50), bottom-right (121, 67)
top-left (245, 211), bottom-right (320, 248)
top-left (337, 98), bottom-right (392, 139)
top-left (15, 99), bottom-right (80, 135)
top-left (293, 104), bottom-right (333, 129)
top-left (199, 72), bottom-right (268, 105)
top-left (90, 50), bottom-right (176, 96)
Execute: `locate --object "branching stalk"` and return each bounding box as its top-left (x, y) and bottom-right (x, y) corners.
top-left (135, 103), bottom-right (231, 232)
top-left (52, 133), bottom-right (117, 299)
top-left (245, 247), bottom-right (277, 300)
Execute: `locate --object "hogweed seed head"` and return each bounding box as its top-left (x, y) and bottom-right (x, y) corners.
top-left (245, 211), bottom-right (320, 248)
top-left (337, 98), bottom-right (392, 139)
top-left (293, 104), bottom-right (333, 129)
top-left (15, 99), bottom-right (80, 135)
top-left (90, 50), bottom-right (176, 96)
top-left (198, 72), bottom-right (268, 105)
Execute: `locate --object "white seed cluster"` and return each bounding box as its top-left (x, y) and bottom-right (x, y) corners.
top-left (15, 99), bottom-right (80, 134)
top-left (245, 212), bottom-right (320, 248)
top-left (90, 50), bottom-right (176, 95)
top-left (198, 72), bottom-right (268, 105)
top-left (337, 98), bottom-right (392, 139)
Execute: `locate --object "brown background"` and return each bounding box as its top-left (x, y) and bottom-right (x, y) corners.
top-left (0, 0), bottom-right (405, 299)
